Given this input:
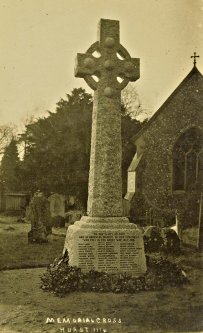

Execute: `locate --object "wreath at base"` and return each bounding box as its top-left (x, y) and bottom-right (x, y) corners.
top-left (41, 251), bottom-right (188, 296)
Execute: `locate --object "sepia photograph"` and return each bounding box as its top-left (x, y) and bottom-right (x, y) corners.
top-left (0, 1), bottom-right (202, 332)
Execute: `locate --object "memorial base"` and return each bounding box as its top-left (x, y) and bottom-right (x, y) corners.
top-left (63, 216), bottom-right (146, 277)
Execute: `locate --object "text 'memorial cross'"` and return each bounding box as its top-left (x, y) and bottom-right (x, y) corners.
top-left (75, 19), bottom-right (140, 97)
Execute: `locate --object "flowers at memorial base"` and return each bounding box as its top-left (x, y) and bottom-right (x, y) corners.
top-left (40, 250), bottom-right (188, 296)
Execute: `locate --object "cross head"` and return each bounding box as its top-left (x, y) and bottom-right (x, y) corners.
top-left (74, 19), bottom-right (140, 97)
top-left (191, 52), bottom-right (200, 66)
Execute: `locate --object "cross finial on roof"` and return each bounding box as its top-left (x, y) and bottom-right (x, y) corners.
top-left (191, 52), bottom-right (200, 67)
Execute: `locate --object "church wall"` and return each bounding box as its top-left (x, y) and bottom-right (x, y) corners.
top-left (135, 135), bottom-right (146, 157)
top-left (130, 70), bottom-right (203, 225)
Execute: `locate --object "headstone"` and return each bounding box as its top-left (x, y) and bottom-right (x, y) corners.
top-left (27, 191), bottom-right (51, 243)
top-left (65, 210), bottom-right (82, 225)
top-left (48, 193), bottom-right (65, 218)
top-left (64, 19), bottom-right (146, 276)
top-left (48, 193), bottom-right (66, 227)
top-left (67, 195), bottom-right (76, 208)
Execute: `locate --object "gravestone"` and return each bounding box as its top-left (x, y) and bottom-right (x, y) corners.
top-left (65, 210), bottom-right (83, 225)
top-left (48, 193), bottom-right (65, 218)
top-left (28, 191), bottom-right (51, 243)
top-left (48, 193), bottom-right (65, 227)
top-left (67, 195), bottom-right (76, 208)
top-left (64, 19), bottom-right (146, 276)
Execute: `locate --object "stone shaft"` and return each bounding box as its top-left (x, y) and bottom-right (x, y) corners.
top-left (87, 89), bottom-right (122, 217)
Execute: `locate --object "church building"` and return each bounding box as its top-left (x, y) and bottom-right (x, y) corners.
top-left (125, 60), bottom-right (203, 241)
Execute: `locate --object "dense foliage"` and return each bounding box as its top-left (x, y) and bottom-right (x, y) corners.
top-left (18, 88), bottom-right (93, 204)
top-left (0, 139), bottom-right (21, 191)
top-left (41, 251), bottom-right (188, 296)
top-left (0, 88), bottom-right (144, 206)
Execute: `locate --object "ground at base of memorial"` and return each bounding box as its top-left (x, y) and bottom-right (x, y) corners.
top-left (0, 215), bottom-right (66, 270)
top-left (0, 250), bottom-right (202, 333)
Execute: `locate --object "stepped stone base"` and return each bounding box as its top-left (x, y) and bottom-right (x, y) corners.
top-left (63, 216), bottom-right (146, 277)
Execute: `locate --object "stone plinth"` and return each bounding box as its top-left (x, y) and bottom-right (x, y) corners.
top-left (64, 216), bottom-right (146, 276)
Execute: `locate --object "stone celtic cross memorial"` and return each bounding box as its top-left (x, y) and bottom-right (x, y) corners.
top-left (64, 19), bottom-right (146, 276)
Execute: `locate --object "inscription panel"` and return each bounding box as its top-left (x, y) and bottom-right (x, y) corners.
top-left (76, 230), bottom-right (144, 274)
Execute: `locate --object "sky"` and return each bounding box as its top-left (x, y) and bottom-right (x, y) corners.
top-left (0, 0), bottom-right (202, 128)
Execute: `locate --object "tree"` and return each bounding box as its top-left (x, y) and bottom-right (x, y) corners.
top-left (18, 88), bottom-right (93, 205)
top-left (18, 87), bottom-right (146, 207)
top-left (120, 84), bottom-right (149, 194)
top-left (0, 138), bottom-right (21, 191)
top-left (122, 83), bottom-right (150, 120)
top-left (0, 125), bottom-right (14, 156)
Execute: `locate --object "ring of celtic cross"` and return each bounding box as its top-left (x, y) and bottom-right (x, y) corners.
top-left (75, 40), bottom-right (140, 93)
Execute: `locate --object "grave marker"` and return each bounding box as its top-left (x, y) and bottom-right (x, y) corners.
top-left (48, 193), bottom-right (65, 219)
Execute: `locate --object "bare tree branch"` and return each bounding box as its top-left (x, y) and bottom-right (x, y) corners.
top-left (0, 125), bottom-right (15, 155)
top-left (121, 83), bottom-right (151, 120)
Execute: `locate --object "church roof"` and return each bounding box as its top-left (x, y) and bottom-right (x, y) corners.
top-left (132, 66), bottom-right (203, 143)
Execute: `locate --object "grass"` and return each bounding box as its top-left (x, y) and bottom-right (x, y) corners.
top-left (0, 251), bottom-right (202, 333)
top-left (0, 215), bottom-right (66, 270)
top-left (0, 215), bottom-right (202, 332)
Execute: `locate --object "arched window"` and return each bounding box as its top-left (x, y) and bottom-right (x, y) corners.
top-left (173, 128), bottom-right (203, 191)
